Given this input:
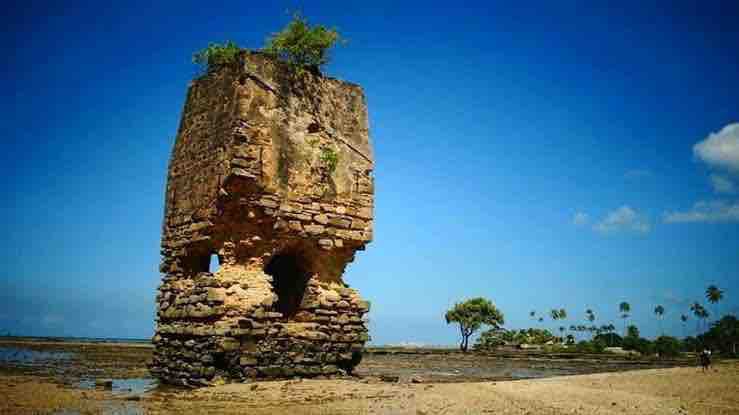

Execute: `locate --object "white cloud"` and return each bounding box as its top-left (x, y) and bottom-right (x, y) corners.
top-left (390, 341), bottom-right (427, 348)
top-left (572, 212), bottom-right (590, 226)
top-left (663, 200), bottom-right (739, 223)
top-left (709, 174), bottom-right (736, 194)
top-left (593, 205), bottom-right (651, 234)
top-left (694, 123), bottom-right (739, 172)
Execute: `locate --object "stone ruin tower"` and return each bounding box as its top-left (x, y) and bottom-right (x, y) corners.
top-left (150, 52), bottom-right (373, 386)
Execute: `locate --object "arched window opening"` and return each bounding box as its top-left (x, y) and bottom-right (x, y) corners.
top-left (264, 253), bottom-right (310, 319)
top-left (209, 253), bottom-right (220, 273)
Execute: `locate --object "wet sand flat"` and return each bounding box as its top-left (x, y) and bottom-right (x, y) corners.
top-left (0, 339), bottom-right (737, 414)
top-left (2, 363), bottom-right (737, 414)
top-left (140, 364), bottom-right (739, 414)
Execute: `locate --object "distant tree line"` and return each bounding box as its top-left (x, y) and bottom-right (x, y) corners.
top-left (447, 285), bottom-right (736, 357)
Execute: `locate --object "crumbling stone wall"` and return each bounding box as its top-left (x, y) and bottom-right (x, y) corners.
top-left (150, 52), bottom-right (373, 386)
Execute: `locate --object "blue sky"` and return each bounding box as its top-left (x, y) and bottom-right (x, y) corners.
top-left (2, 1), bottom-right (738, 344)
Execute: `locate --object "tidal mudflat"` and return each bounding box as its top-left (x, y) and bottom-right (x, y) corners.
top-left (1, 338), bottom-right (736, 414)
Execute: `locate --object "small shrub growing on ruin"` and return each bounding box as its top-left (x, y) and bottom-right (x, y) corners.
top-left (264, 13), bottom-right (342, 74)
top-left (319, 147), bottom-right (339, 174)
top-left (193, 41), bottom-right (243, 72)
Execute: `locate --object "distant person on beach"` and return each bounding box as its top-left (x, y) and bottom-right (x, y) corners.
top-left (699, 348), bottom-right (712, 372)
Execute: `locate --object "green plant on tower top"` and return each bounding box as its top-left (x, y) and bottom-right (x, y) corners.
top-left (263, 13), bottom-right (343, 75)
top-left (193, 41), bottom-right (243, 73)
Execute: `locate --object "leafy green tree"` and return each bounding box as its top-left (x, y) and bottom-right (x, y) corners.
top-left (654, 305), bottom-right (665, 336)
top-left (574, 339), bottom-right (607, 354)
top-left (595, 324), bottom-right (618, 346)
top-left (626, 324), bottom-right (640, 339)
top-left (699, 315), bottom-right (738, 355)
top-left (445, 298), bottom-right (504, 352)
top-left (595, 331), bottom-right (622, 347)
top-left (474, 328), bottom-right (507, 350)
top-left (476, 327), bottom-right (555, 349)
top-left (682, 336), bottom-right (700, 353)
top-left (654, 336), bottom-right (681, 358)
top-left (622, 325), bottom-right (656, 355)
top-left (619, 302), bottom-right (631, 336)
top-left (264, 13), bottom-right (342, 74)
top-left (706, 285), bottom-right (724, 322)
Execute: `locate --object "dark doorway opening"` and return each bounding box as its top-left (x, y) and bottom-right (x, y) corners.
top-left (264, 253), bottom-right (310, 319)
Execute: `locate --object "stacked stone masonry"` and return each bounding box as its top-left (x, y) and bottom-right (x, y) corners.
top-left (151, 52), bottom-right (374, 386)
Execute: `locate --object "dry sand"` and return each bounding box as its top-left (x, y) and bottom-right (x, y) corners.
top-left (2, 361), bottom-right (737, 414)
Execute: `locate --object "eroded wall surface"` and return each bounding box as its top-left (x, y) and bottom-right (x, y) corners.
top-left (151, 53), bottom-right (373, 386)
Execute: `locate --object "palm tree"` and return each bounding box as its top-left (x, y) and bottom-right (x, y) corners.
top-left (705, 285), bottom-right (724, 322)
top-left (698, 307), bottom-right (710, 332)
top-left (550, 309), bottom-right (560, 320)
top-left (586, 309), bottom-right (595, 322)
top-left (690, 302), bottom-right (701, 334)
top-left (619, 302), bottom-right (631, 336)
top-left (558, 308), bottom-right (567, 337)
top-left (690, 301), bottom-right (706, 336)
top-left (680, 314), bottom-right (688, 338)
top-left (654, 305), bottom-right (665, 336)
top-left (558, 308), bottom-right (567, 321)
top-left (585, 309), bottom-right (595, 340)
top-left (550, 309), bottom-right (560, 334)
top-left (603, 323), bottom-right (616, 346)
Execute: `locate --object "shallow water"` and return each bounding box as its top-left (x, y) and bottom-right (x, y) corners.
top-left (78, 377), bottom-right (158, 395)
top-left (0, 346), bottom-right (73, 364)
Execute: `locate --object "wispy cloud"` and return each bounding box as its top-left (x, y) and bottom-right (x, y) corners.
top-left (655, 290), bottom-right (691, 309)
top-left (663, 200), bottom-right (739, 223)
top-left (694, 122), bottom-right (739, 172)
top-left (709, 174), bottom-right (736, 194)
top-left (594, 205), bottom-right (651, 234)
